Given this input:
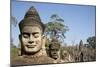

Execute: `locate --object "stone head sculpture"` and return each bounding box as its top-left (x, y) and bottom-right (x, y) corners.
top-left (49, 39), bottom-right (61, 60)
top-left (19, 6), bottom-right (45, 55)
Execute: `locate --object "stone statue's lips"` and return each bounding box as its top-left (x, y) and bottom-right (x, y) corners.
top-left (52, 54), bottom-right (57, 56)
top-left (26, 45), bottom-right (36, 48)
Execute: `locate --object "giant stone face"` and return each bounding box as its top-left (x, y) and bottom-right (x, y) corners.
top-left (20, 26), bottom-right (42, 54)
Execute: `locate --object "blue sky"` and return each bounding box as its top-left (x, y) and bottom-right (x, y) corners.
top-left (11, 0), bottom-right (96, 46)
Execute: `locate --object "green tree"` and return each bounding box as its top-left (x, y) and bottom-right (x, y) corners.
top-left (45, 14), bottom-right (69, 43)
top-left (86, 36), bottom-right (96, 49)
top-left (11, 16), bottom-right (18, 27)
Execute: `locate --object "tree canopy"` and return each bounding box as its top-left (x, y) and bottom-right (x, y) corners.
top-left (86, 36), bottom-right (96, 49)
top-left (45, 14), bottom-right (69, 43)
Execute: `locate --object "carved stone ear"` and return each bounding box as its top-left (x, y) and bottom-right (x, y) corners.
top-left (19, 34), bottom-right (24, 56)
top-left (42, 35), bottom-right (47, 55)
top-left (42, 35), bottom-right (46, 45)
top-left (18, 34), bottom-right (21, 53)
top-left (19, 34), bottom-right (21, 40)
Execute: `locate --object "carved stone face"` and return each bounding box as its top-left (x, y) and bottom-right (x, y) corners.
top-left (50, 46), bottom-right (60, 60)
top-left (20, 26), bottom-right (42, 54)
top-left (62, 50), bottom-right (68, 60)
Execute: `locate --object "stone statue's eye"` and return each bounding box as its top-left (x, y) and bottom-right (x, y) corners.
top-left (32, 33), bottom-right (40, 38)
top-left (34, 35), bottom-right (39, 38)
top-left (56, 49), bottom-right (59, 51)
top-left (23, 33), bottom-right (29, 38)
top-left (51, 49), bottom-right (55, 51)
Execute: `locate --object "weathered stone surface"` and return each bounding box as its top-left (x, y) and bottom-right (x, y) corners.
top-left (11, 6), bottom-right (54, 66)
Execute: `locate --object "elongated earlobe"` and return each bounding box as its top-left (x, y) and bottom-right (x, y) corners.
top-left (19, 34), bottom-right (21, 41)
top-left (19, 34), bottom-right (24, 56)
top-left (42, 35), bottom-right (45, 46)
top-left (42, 35), bottom-right (47, 56)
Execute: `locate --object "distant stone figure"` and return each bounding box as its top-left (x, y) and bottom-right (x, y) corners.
top-left (48, 38), bottom-right (74, 63)
top-left (48, 39), bottom-right (62, 63)
top-left (79, 52), bottom-right (84, 62)
top-left (61, 50), bottom-right (74, 63)
top-left (11, 6), bottom-right (54, 66)
top-left (79, 40), bottom-right (84, 51)
top-left (79, 40), bottom-right (84, 62)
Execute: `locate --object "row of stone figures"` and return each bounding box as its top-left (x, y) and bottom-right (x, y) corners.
top-left (45, 38), bottom-right (75, 63)
top-left (11, 6), bottom-right (83, 66)
top-left (17, 38), bottom-right (75, 64)
top-left (11, 6), bottom-right (90, 66)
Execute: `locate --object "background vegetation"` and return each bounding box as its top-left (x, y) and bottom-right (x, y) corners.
top-left (11, 14), bottom-right (96, 62)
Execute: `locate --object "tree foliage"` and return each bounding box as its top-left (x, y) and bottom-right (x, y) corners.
top-left (11, 16), bottom-right (18, 27)
top-left (11, 16), bottom-right (18, 47)
top-left (86, 36), bottom-right (96, 49)
top-left (45, 14), bottom-right (69, 42)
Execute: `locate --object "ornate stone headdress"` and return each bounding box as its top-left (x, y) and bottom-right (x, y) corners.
top-left (19, 6), bottom-right (45, 33)
top-left (49, 39), bottom-right (61, 49)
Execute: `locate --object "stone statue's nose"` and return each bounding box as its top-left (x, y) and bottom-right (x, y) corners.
top-left (29, 41), bottom-right (34, 44)
top-left (29, 35), bottom-right (34, 43)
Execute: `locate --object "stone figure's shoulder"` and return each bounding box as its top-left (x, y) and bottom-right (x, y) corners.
top-left (11, 56), bottom-right (26, 66)
top-left (37, 55), bottom-right (55, 64)
top-left (11, 55), bottom-right (55, 66)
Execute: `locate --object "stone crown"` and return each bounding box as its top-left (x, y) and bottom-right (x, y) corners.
top-left (19, 6), bottom-right (45, 33)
